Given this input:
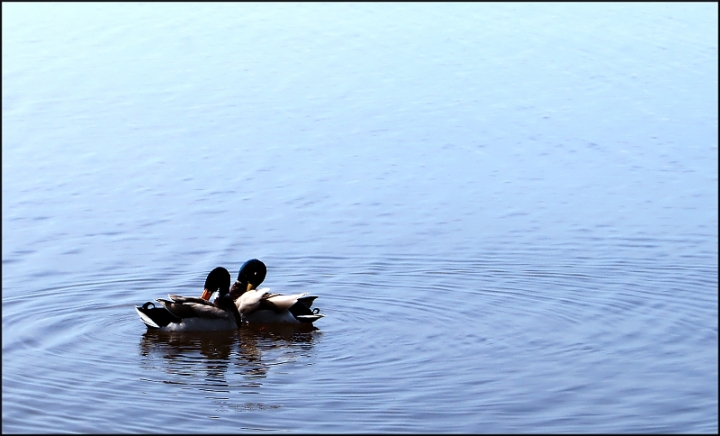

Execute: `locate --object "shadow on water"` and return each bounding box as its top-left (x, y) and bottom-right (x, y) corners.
top-left (138, 325), bottom-right (319, 389)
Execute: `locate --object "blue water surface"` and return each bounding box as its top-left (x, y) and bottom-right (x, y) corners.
top-left (2, 3), bottom-right (717, 433)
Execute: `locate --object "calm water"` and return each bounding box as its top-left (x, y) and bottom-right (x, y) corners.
top-left (2, 3), bottom-right (718, 433)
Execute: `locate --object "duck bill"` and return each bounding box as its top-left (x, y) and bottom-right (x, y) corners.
top-left (201, 288), bottom-right (213, 301)
top-left (246, 282), bottom-right (254, 293)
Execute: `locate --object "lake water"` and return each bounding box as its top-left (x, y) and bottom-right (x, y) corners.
top-left (2, 3), bottom-right (717, 433)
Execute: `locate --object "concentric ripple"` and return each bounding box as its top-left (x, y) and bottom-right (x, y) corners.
top-left (2, 243), bottom-right (717, 432)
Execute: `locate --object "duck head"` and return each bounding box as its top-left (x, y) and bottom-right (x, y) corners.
top-left (231, 258), bottom-right (267, 298)
top-left (200, 266), bottom-right (232, 301)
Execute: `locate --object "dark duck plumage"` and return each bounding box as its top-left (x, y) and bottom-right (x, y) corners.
top-left (135, 267), bottom-right (243, 332)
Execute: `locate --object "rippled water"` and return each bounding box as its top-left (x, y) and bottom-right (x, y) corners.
top-left (3, 3), bottom-right (718, 433)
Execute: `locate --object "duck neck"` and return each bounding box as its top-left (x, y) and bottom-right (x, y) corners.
top-left (217, 288), bottom-right (243, 329)
top-left (230, 280), bottom-right (246, 300)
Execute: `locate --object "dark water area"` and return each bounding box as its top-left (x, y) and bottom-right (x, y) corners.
top-left (3, 3), bottom-right (717, 433)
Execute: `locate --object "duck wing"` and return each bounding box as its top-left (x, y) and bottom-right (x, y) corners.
top-left (264, 293), bottom-right (319, 310)
top-left (156, 298), bottom-right (230, 320)
top-left (166, 294), bottom-right (213, 305)
top-left (263, 292), bottom-right (310, 311)
top-left (235, 288), bottom-right (271, 314)
top-left (261, 293), bottom-right (322, 322)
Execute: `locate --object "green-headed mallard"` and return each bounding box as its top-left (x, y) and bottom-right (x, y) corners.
top-left (228, 259), bottom-right (324, 325)
top-left (135, 267), bottom-right (242, 332)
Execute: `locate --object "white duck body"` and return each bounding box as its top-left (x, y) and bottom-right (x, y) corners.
top-left (236, 287), bottom-right (323, 324)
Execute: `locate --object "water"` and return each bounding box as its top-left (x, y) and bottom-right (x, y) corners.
top-left (2, 3), bottom-right (717, 433)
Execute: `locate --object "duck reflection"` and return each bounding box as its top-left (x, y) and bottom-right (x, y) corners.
top-left (138, 325), bottom-right (318, 389)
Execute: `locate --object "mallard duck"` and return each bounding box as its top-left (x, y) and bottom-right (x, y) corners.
top-left (224, 259), bottom-right (324, 325)
top-left (135, 267), bottom-right (243, 332)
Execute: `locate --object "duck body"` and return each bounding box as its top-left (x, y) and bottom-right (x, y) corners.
top-left (135, 267), bottom-right (242, 332)
top-left (135, 297), bottom-right (238, 332)
top-left (236, 287), bottom-right (323, 324)
top-left (229, 259), bottom-right (324, 325)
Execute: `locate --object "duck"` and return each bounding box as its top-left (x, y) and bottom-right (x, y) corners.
top-left (221, 259), bottom-right (324, 325)
top-left (135, 267), bottom-right (243, 332)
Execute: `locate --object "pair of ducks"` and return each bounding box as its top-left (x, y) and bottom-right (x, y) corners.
top-left (135, 259), bottom-right (323, 332)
